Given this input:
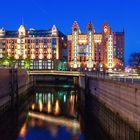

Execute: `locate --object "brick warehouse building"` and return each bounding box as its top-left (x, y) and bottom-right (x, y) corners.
top-left (0, 24), bottom-right (67, 70)
top-left (0, 22), bottom-right (124, 71)
top-left (67, 21), bottom-right (124, 71)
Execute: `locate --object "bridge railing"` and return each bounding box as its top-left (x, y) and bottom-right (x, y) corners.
top-left (86, 72), bottom-right (140, 84)
top-left (27, 70), bottom-right (85, 77)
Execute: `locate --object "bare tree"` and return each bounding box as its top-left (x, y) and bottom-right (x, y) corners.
top-left (129, 52), bottom-right (140, 69)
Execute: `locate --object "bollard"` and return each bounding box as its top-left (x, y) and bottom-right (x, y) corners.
top-left (132, 76), bottom-right (134, 84)
top-left (124, 77), bottom-right (126, 83)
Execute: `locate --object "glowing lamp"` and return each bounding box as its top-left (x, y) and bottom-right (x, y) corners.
top-left (74, 64), bottom-right (77, 68)
top-left (23, 54), bottom-right (27, 59)
top-left (39, 49), bottom-right (43, 53)
top-left (31, 54), bottom-right (35, 59)
top-left (39, 54), bottom-right (44, 59)
top-left (15, 54), bottom-right (19, 60)
top-left (48, 48), bottom-right (51, 53)
top-left (47, 54), bottom-right (51, 59)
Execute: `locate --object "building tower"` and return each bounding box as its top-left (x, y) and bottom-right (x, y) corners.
top-left (16, 24), bottom-right (26, 60)
top-left (86, 21), bottom-right (94, 70)
top-left (102, 22), bottom-right (113, 71)
top-left (72, 21), bottom-right (80, 68)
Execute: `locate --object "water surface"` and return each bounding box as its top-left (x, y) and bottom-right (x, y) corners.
top-left (18, 85), bottom-right (84, 140)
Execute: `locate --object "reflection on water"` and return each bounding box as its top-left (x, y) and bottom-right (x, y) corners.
top-left (31, 103), bottom-right (35, 110)
top-left (47, 101), bottom-right (52, 113)
top-left (54, 100), bottom-right (60, 115)
top-left (19, 123), bottom-right (27, 138)
top-left (18, 85), bottom-right (84, 140)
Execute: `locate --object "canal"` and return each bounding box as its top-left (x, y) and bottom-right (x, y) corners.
top-left (0, 77), bottom-right (110, 140)
top-left (17, 83), bottom-right (84, 140)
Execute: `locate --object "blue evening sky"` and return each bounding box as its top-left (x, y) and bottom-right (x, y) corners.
top-left (0, 0), bottom-right (140, 64)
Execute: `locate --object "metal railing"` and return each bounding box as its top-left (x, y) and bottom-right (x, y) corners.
top-left (86, 72), bottom-right (140, 84)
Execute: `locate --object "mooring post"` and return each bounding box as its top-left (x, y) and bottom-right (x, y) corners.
top-left (85, 74), bottom-right (90, 95)
top-left (15, 69), bottom-right (19, 105)
top-left (10, 68), bottom-right (14, 108)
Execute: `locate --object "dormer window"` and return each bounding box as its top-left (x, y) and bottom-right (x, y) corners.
top-left (52, 25), bottom-right (58, 36)
top-left (18, 25), bottom-right (26, 37)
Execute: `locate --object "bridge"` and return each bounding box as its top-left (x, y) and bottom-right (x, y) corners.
top-left (27, 70), bottom-right (85, 77)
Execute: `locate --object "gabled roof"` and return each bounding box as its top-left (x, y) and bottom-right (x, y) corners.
top-left (0, 29), bottom-right (66, 38)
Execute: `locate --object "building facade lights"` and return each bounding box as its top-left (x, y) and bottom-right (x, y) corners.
top-left (0, 24), bottom-right (67, 69)
top-left (0, 22), bottom-right (124, 71)
top-left (68, 21), bottom-right (124, 71)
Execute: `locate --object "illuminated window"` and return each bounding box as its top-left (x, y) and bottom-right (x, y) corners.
top-left (48, 66), bottom-right (51, 69)
top-left (36, 40), bottom-right (39, 43)
top-left (44, 39), bottom-right (47, 43)
top-left (74, 30), bottom-right (77, 64)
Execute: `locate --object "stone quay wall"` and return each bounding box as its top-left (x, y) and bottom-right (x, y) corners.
top-left (88, 77), bottom-right (140, 140)
top-left (78, 75), bottom-right (140, 140)
top-left (0, 68), bottom-right (34, 108)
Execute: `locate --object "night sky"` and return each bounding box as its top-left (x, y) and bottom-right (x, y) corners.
top-left (0, 0), bottom-right (140, 65)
